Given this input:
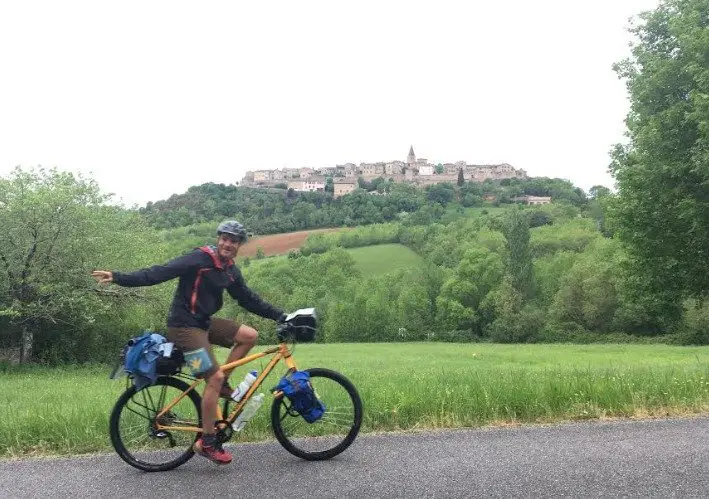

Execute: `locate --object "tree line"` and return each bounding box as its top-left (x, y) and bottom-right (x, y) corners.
top-left (138, 177), bottom-right (588, 232)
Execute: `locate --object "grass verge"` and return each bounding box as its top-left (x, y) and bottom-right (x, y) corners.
top-left (2, 342), bottom-right (708, 458)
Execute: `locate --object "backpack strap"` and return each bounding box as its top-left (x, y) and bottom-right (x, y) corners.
top-left (198, 245), bottom-right (233, 270)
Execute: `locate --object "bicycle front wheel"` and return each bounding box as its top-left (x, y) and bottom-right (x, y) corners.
top-left (109, 376), bottom-right (202, 472)
top-left (271, 368), bottom-right (362, 460)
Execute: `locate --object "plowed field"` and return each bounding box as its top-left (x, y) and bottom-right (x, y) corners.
top-left (238, 228), bottom-right (343, 258)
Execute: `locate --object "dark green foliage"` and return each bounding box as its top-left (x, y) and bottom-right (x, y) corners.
top-left (610, 0), bottom-right (709, 307)
top-left (500, 209), bottom-right (535, 300)
top-left (138, 177), bottom-right (591, 234)
top-left (425, 183), bottom-right (456, 205)
top-left (528, 211), bottom-right (553, 228)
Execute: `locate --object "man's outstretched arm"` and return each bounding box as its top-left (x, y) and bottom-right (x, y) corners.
top-left (93, 251), bottom-right (203, 287)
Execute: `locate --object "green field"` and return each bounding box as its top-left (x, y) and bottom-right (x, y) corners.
top-left (461, 206), bottom-right (507, 217)
top-left (2, 342), bottom-right (709, 458)
top-left (346, 244), bottom-right (424, 276)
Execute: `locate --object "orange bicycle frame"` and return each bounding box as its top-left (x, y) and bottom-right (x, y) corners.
top-left (154, 342), bottom-right (297, 432)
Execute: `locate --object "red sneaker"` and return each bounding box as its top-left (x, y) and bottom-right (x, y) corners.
top-left (193, 438), bottom-right (232, 465)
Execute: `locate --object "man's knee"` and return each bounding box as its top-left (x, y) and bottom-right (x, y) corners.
top-left (235, 325), bottom-right (258, 346)
top-left (206, 369), bottom-right (225, 386)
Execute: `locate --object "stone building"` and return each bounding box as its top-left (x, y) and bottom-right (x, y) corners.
top-left (334, 179), bottom-right (357, 198)
top-left (512, 195), bottom-right (552, 205)
top-left (407, 145), bottom-right (416, 166)
top-left (288, 176), bottom-right (326, 192)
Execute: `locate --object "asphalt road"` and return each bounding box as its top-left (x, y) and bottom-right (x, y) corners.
top-left (1, 417), bottom-right (708, 498)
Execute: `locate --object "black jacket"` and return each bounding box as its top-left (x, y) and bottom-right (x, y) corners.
top-left (112, 245), bottom-right (283, 329)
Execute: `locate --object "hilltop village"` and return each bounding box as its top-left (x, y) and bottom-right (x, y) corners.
top-left (241, 147), bottom-right (528, 198)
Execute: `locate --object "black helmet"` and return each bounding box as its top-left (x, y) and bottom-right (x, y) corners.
top-left (217, 220), bottom-right (248, 243)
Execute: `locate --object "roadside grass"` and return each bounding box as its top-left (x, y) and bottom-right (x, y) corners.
top-left (346, 244), bottom-right (423, 277)
top-left (2, 342), bottom-right (709, 458)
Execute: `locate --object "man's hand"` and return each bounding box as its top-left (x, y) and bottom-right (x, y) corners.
top-left (91, 270), bottom-right (113, 284)
top-left (276, 313), bottom-right (292, 341)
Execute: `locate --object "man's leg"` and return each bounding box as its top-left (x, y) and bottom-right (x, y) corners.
top-left (168, 327), bottom-right (232, 464)
top-left (223, 325), bottom-right (258, 379)
top-left (201, 368), bottom-right (224, 434)
top-left (167, 327), bottom-right (220, 433)
top-left (208, 318), bottom-right (259, 381)
top-left (194, 367), bottom-right (232, 464)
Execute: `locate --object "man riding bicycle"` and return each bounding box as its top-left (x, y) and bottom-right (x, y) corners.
top-left (92, 220), bottom-right (285, 465)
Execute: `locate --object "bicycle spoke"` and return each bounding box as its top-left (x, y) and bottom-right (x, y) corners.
top-left (157, 385), bottom-right (168, 412)
top-left (111, 378), bottom-right (202, 471)
top-left (143, 387), bottom-right (158, 414)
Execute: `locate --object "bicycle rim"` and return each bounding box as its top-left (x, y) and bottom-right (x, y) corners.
top-left (109, 376), bottom-right (202, 472)
top-left (271, 368), bottom-right (362, 460)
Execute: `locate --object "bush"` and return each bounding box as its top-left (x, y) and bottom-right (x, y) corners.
top-left (674, 300), bottom-right (709, 345)
top-left (488, 305), bottom-right (544, 343)
top-left (529, 210), bottom-right (553, 228)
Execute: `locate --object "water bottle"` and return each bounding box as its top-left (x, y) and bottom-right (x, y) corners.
top-left (234, 393), bottom-right (265, 431)
top-left (230, 370), bottom-right (258, 402)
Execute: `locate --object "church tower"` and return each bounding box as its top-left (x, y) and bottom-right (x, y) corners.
top-left (407, 145), bottom-right (416, 166)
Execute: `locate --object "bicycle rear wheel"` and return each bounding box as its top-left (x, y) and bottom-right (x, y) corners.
top-left (109, 376), bottom-right (202, 472)
top-left (271, 368), bottom-right (362, 460)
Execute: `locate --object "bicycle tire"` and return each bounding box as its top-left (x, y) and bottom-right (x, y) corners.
top-left (271, 368), bottom-right (363, 460)
top-left (109, 376), bottom-right (202, 472)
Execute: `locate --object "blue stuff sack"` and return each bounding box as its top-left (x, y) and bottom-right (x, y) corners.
top-left (274, 371), bottom-right (326, 423)
top-left (123, 331), bottom-right (167, 390)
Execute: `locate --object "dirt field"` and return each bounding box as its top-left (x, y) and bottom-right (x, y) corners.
top-left (237, 228), bottom-right (343, 258)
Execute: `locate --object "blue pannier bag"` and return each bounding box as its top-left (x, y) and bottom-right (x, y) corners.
top-left (123, 331), bottom-right (168, 390)
top-left (274, 370), bottom-right (326, 423)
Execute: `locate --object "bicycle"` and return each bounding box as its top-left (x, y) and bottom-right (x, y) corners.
top-left (108, 309), bottom-right (363, 472)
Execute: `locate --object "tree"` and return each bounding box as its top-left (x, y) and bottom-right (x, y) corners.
top-left (610, 0), bottom-right (709, 307)
top-left (457, 168), bottom-right (464, 187)
top-left (435, 247), bottom-right (503, 334)
top-left (528, 210), bottom-right (553, 228)
top-left (500, 209), bottom-right (534, 300)
top-left (425, 183), bottom-right (456, 205)
top-left (586, 186), bottom-right (613, 237)
top-left (588, 185), bottom-right (611, 199)
top-left (0, 167), bottom-right (159, 363)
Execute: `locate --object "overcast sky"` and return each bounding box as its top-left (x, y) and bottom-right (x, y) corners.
top-left (0, 0), bottom-right (659, 207)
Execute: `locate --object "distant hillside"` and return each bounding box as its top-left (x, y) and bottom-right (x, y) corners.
top-left (139, 177), bottom-right (589, 232)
